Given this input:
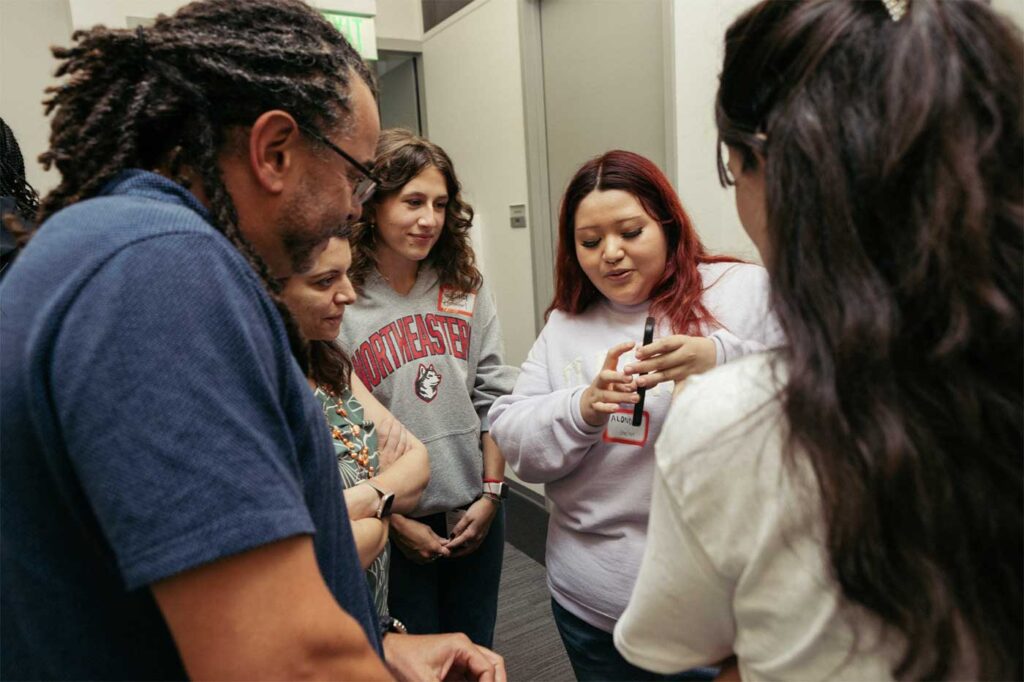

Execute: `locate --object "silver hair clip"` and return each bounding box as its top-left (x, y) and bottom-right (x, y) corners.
top-left (881, 0), bottom-right (908, 22)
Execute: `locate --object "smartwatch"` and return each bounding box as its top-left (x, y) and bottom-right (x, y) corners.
top-left (482, 480), bottom-right (508, 500)
top-left (362, 480), bottom-right (395, 519)
top-left (380, 615), bottom-right (408, 636)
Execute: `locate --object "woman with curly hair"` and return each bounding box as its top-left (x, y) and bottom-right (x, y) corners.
top-left (340, 128), bottom-right (517, 647)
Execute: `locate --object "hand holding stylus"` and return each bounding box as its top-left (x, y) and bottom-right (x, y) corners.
top-left (624, 334), bottom-right (717, 388)
top-left (579, 340), bottom-right (639, 428)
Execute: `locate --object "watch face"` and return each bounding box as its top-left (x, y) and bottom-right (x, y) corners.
top-left (379, 492), bottom-right (395, 518)
top-left (485, 482), bottom-right (509, 499)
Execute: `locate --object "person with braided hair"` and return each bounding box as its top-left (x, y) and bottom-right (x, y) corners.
top-left (0, 2), bottom-right (504, 681)
top-left (0, 117), bottom-right (40, 278)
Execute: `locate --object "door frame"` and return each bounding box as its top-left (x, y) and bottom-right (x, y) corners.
top-left (376, 37), bottom-right (429, 136)
top-left (516, 0), bottom-right (677, 335)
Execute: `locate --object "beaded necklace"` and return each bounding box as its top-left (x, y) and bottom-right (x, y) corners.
top-left (318, 385), bottom-right (376, 478)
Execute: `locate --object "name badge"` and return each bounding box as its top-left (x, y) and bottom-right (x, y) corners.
top-left (437, 286), bottom-right (477, 317)
top-left (603, 409), bottom-right (649, 446)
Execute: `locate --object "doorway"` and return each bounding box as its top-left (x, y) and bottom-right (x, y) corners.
top-left (520, 0), bottom-right (673, 332)
top-left (373, 49), bottom-right (426, 136)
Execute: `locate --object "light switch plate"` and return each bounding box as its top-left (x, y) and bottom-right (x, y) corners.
top-left (509, 204), bottom-right (527, 229)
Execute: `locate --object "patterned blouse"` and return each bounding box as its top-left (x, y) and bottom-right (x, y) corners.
top-left (315, 385), bottom-right (390, 619)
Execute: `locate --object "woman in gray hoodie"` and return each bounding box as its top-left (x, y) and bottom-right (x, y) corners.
top-left (340, 129), bottom-right (517, 648)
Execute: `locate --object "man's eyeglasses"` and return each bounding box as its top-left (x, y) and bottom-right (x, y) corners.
top-left (300, 125), bottom-right (379, 205)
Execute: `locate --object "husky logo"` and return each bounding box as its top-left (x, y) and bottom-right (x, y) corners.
top-left (415, 363), bottom-right (442, 402)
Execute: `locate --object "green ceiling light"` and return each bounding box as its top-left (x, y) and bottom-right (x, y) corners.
top-left (321, 11), bottom-right (378, 60)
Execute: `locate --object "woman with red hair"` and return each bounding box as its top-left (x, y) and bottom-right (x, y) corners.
top-left (490, 150), bottom-right (778, 681)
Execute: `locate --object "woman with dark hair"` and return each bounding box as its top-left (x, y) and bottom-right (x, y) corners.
top-left (489, 149), bottom-right (778, 681)
top-left (340, 129), bottom-right (517, 647)
top-left (279, 235), bottom-right (430, 623)
top-left (615, 1), bottom-right (1022, 680)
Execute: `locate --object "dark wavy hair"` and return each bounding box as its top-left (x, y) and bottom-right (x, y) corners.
top-left (549, 150), bottom-right (739, 333)
top-left (308, 339), bottom-right (352, 396)
top-left (350, 128), bottom-right (481, 293)
top-left (717, 1), bottom-right (1023, 679)
top-left (36, 0), bottom-right (374, 371)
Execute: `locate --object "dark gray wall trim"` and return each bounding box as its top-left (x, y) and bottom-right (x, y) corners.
top-left (505, 479), bottom-right (549, 565)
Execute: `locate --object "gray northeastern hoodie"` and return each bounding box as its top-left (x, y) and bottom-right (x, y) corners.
top-left (339, 268), bottom-right (517, 516)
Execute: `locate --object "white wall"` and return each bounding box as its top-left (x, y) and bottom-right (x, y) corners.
top-left (68, 0), bottom-right (191, 29)
top-left (67, 0), bottom-right (381, 29)
top-left (0, 0), bottom-right (73, 196)
top-left (670, 0), bottom-right (760, 262)
top-left (421, 0), bottom-right (534, 369)
top-left (993, 0), bottom-right (1024, 30)
top-left (374, 0), bottom-right (423, 42)
top-left (672, 0), bottom-right (1024, 263)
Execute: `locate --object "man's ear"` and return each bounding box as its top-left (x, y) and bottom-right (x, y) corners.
top-left (246, 110), bottom-right (303, 195)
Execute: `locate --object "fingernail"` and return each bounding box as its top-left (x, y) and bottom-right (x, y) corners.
top-left (623, 365), bottom-right (635, 374)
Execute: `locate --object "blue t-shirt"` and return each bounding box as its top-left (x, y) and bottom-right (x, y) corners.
top-left (0, 170), bottom-right (381, 679)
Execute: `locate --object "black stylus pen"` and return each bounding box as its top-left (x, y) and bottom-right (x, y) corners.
top-left (632, 316), bottom-right (656, 427)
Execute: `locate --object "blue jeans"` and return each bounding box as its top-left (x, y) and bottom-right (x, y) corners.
top-left (551, 598), bottom-right (717, 682)
top-left (388, 506), bottom-right (505, 647)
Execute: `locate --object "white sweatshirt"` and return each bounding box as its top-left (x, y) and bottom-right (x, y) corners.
top-left (614, 354), bottom-right (902, 680)
top-left (488, 261), bottom-right (781, 632)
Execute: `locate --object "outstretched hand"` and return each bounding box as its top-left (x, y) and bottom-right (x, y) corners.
top-left (623, 334), bottom-right (716, 389)
top-left (579, 340), bottom-right (639, 427)
top-left (383, 632), bottom-right (506, 682)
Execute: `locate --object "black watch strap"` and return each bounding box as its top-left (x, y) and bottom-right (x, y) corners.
top-left (379, 615), bottom-right (407, 636)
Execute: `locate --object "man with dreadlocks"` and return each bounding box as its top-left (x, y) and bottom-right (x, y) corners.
top-left (0, 2), bottom-right (504, 681)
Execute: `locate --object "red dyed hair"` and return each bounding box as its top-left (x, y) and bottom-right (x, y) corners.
top-left (548, 149), bottom-right (740, 334)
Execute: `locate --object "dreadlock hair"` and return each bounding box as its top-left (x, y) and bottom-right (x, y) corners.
top-left (1, 117), bottom-right (40, 222)
top-left (1, 117), bottom-right (41, 266)
top-left (37, 0), bottom-right (376, 371)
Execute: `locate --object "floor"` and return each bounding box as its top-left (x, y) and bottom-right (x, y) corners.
top-left (493, 542), bottom-right (575, 682)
